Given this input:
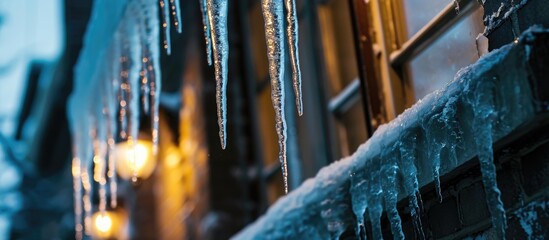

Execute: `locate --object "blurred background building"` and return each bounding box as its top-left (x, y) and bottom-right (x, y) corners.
top-left (0, 0), bottom-right (547, 239)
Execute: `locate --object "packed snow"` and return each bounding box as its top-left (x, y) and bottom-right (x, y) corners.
top-left (233, 28), bottom-right (543, 240)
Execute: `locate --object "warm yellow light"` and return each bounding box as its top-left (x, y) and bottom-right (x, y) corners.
top-left (94, 214), bottom-right (112, 233)
top-left (91, 211), bottom-right (122, 239)
top-left (115, 140), bottom-right (157, 180)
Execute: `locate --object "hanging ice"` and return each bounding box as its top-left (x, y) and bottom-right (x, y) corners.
top-left (198, 0), bottom-right (304, 192)
top-left (467, 76), bottom-right (507, 238)
top-left (170, 0), bottom-right (182, 33)
top-left (160, 0), bottom-right (171, 54)
top-left (207, 0), bottom-right (229, 149)
top-left (285, 0), bottom-right (303, 116)
top-left (261, 0), bottom-right (289, 193)
top-left (234, 28), bottom-right (542, 239)
top-left (68, 0), bottom-right (162, 238)
top-left (200, 0), bottom-right (213, 65)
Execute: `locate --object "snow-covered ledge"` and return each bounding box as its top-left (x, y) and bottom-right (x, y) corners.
top-left (234, 27), bottom-right (548, 239)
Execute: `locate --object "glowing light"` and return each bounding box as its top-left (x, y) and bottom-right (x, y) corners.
top-left (94, 214), bottom-right (113, 233)
top-left (90, 211), bottom-right (125, 239)
top-left (115, 140), bottom-right (157, 180)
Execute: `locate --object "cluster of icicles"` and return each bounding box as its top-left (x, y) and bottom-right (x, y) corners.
top-left (69, 0), bottom-right (163, 238)
top-left (69, 0), bottom-right (302, 238)
top-left (201, 0), bottom-right (303, 194)
top-left (235, 39), bottom-right (538, 239)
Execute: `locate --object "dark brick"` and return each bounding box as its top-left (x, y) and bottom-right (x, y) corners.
top-left (521, 142), bottom-right (549, 197)
top-left (459, 182), bottom-right (490, 226)
top-left (428, 196), bottom-right (460, 238)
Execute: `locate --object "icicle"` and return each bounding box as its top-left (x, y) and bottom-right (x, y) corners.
top-left (468, 77), bottom-right (507, 238)
top-left (381, 149), bottom-right (404, 239)
top-left (82, 123), bottom-right (94, 236)
top-left (284, 0), bottom-right (303, 116)
top-left (423, 112), bottom-right (444, 202)
top-left (200, 0), bottom-right (213, 65)
top-left (108, 39), bottom-right (121, 208)
top-left (139, 23), bottom-right (151, 114)
top-left (350, 169), bottom-right (368, 239)
top-left (159, 0), bottom-right (171, 54)
top-left (366, 163), bottom-right (383, 239)
top-left (207, 0), bottom-right (229, 149)
top-left (71, 135), bottom-right (83, 240)
top-left (126, 14), bottom-right (143, 182)
top-left (399, 132), bottom-right (425, 239)
top-left (169, 0), bottom-right (182, 33)
top-left (143, 0), bottom-right (162, 156)
top-left (91, 112), bottom-right (108, 215)
top-left (261, 0), bottom-right (288, 193)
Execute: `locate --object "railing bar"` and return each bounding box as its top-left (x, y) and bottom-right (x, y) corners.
top-left (390, 0), bottom-right (480, 67)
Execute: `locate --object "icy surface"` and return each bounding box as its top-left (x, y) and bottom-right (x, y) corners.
top-left (199, 0), bottom-right (304, 190)
top-left (200, 0), bottom-right (213, 65)
top-left (68, 0), bottom-right (161, 238)
top-left (233, 29), bottom-right (542, 239)
top-left (261, 0), bottom-right (288, 193)
top-left (207, 0), bottom-right (229, 149)
top-left (285, 0), bottom-right (303, 116)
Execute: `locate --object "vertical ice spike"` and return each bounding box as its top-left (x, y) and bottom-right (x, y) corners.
top-left (127, 14), bottom-right (143, 182)
top-left (207, 0), bottom-right (229, 149)
top-left (350, 169), bottom-right (368, 239)
top-left (160, 0), bottom-right (172, 54)
top-left (381, 157), bottom-right (405, 239)
top-left (91, 111), bottom-right (108, 215)
top-left (366, 161), bottom-right (383, 239)
top-left (200, 0), bottom-right (213, 65)
top-left (469, 77), bottom-right (507, 238)
top-left (284, 0), bottom-right (303, 116)
top-left (399, 132), bottom-right (425, 239)
top-left (82, 121), bottom-right (93, 236)
top-left (261, 0), bottom-right (288, 193)
top-left (170, 0), bottom-right (182, 33)
top-left (138, 22), bottom-right (151, 114)
top-left (143, 0), bottom-right (162, 156)
top-left (108, 41), bottom-right (120, 208)
top-left (71, 134), bottom-right (83, 240)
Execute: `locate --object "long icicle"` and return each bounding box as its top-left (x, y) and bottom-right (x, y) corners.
top-left (200, 0), bottom-right (213, 65)
top-left (207, 0), bottom-right (229, 149)
top-left (108, 35), bottom-right (121, 208)
top-left (71, 134), bottom-right (83, 240)
top-left (159, 0), bottom-right (172, 54)
top-left (284, 0), bottom-right (303, 116)
top-left (261, 0), bottom-right (288, 193)
top-left (170, 0), bottom-right (182, 33)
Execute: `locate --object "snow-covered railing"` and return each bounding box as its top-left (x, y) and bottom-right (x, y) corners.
top-left (234, 27), bottom-right (548, 240)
